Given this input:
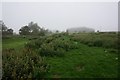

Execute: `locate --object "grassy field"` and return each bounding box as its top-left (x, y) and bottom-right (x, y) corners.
top-left (2, 33), bottom-right (118, 78)
top-left (2, 37), bottom-right (28, 49)
top-left (45, 43), bottom-right (118, 78)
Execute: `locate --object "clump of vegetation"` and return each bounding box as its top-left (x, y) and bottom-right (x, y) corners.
top-left (25, 34), bottom-right (78, 57)
top-left (2, 48), bottom-right (49, 79)
top-left (38, 43), bottom-right (65, 57)
top-left (70, 32), bottom-right (118, 49)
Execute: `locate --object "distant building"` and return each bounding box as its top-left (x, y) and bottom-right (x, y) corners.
top-left (67, 27), bottom-right (95, 33)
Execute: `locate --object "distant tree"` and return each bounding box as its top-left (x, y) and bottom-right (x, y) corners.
top-left (1, 21), bottom-right (8, 35)
top-left (97, 30), bottom-right (99, 33)
top-left (28, 22), bottom-right (41, 35)
top-left (65, 29), bottom-right (69, 35)
top-left (39, 28), bottom-right (46, 36)
top-left (19, 21), bottom-right (51, 36)
top-left (0, 20), bottom-right (2, 35)
top-left (66, 29), bottom-right (68, 33)
top-left (56, 30), bottom-right (59, 33)
top-left (2, 26), bottom-right (7, 32)
top-left (44, 29), bottom-right (51, 35)
top-left (0, 21), bottom-right (14, 36)
top-left (19, 26), bottom-right (30, 35)
top-left (7, 29), bottom-right (13, 35)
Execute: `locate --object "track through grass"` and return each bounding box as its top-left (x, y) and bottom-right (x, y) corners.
top-left (2, 37), bottom-right (118, 78)
top-left (45, 43), bottom-right (118, 78)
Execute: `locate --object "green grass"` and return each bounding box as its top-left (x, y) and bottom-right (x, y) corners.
top-left (45, 43), bottom-right (118, 78)
top-left (2, 35), bottom-right (118, 78)
top-left (2, 37), bottom-right (28, 49)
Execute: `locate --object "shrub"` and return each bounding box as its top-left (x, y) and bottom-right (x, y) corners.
top-left (25, 34), bottom-right (79, 57)
top-left (87, 42), bottom-right (94, 47)
top-left (93, 39), bottom-right (103, 47)
top-left (45, 36), bottom-right (54, 43)
top-left (25, 41), bottom-right (36, 49)
top-left (38, 43), bottom-right (65, 57)
top-left (2, 49), bottom-right (49, 79)
top-left (38, 43), bottom-right (55, 57)
top-left (70, 33), bottom-right (117, 49)
top-left (55, 48), bottom-right (65, 57)
top-left (52, 38), bottom-right (78, 51)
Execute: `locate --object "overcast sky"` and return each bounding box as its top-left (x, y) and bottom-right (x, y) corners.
top-left (2, 2), bottom-right (118, 33)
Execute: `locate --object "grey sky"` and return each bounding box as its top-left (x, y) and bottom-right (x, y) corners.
top-left (2, 2), bottom-right (118, 33)
top-left (0, 2), bottom-right (2, 19)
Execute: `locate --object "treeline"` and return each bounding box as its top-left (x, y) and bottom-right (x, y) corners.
top-left (0, 21), bottom-right (52, 37)
top-left (19, 22), bottom-right (52, 36)
top-left (0, 21), bottom-right (13, 36)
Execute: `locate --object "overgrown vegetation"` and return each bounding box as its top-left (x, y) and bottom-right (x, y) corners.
top-left (2, 48), bottom-right (49, 79)
top-left (2, 32), bottom-right (118, 78)
top-left (25, 33), bottom-right (78, 57)
top-left (70, 32), bottom-right (118, 49)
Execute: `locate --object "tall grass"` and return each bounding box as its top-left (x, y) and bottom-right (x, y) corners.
top-left (2, 32), bottom-right (118, 78)
top-left (70, 32), bottom-right (118, 49)
top-left (2, 48), bottom-right (49, 79)
top-left (25, 33), bottom-right (78, 57)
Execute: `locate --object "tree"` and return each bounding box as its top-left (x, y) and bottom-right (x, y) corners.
top-left (0, 21), bottom-right (7, 32)
top-left (97, 30), bottom-right (99, 33)
top-left (1, 21), bottom-right (8, 35)
top-left (0, 21), bottom-right (14, 36)
top-left (2, 26), bottom-right (7, 32)
top-left (28, 22), bottom-right (40, 35)
top-left (7, 29), bottom-right (13, 35)
top-left (19, 21), bottom-right (51, 36)
top-left (39, 28), bottom-right (45, 36)
top-left (0, 20), bottom-right (2, 35)
top-left (19, 26), bottom-right (30, 35)
top-left (56, 30), bottom-right (59, 33)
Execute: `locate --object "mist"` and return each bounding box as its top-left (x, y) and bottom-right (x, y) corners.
top-left (2, 2), bottom-right (118, 33)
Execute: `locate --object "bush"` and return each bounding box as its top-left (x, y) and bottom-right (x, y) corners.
top-left (70, 33), bottom-right (117, 49)
top-left (93, 39), bottom-right (103, 47)
top-left (25, 41), bottom-right (36, 49)
top-left (2, 48), bottom-right (49, 79)
top-left (38, 43), bottom-right (65, 57)
top-left (55, 48), bottom-right (65, 57)
top-left (25, 34), bottom-right (79, 57)
top-left (38, 43), bottom-right (55, 57)
top-left (87, 42), bottom-right (94, 47)
top-left (52, 38), bottom-right (78, 51)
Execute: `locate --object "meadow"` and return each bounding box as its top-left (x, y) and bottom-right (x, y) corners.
top-left (2, 32), bottom-right (118, 79)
